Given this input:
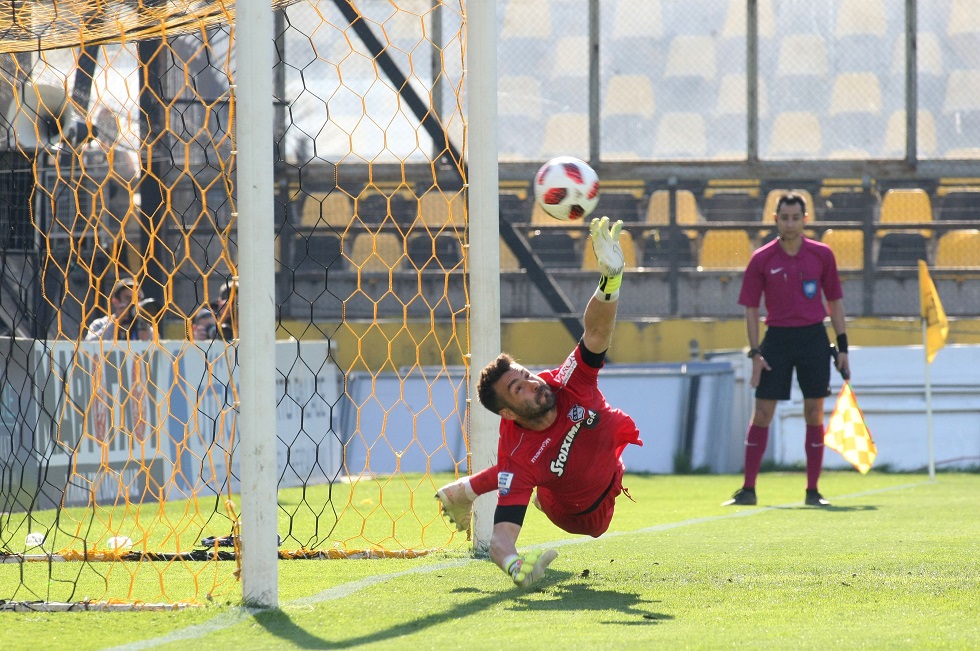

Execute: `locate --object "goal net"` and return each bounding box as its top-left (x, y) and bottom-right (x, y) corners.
top-left (0, 0), bottom-right (470, 609)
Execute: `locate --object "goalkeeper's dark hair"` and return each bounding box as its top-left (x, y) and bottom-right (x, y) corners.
top-left (477, 353), bottom-right (515, 414)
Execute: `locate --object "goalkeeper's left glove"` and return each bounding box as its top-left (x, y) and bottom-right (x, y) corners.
top-left (503, 548), bottom-right (558, 588)
top-left (589, 216), bottom-right (625, 301)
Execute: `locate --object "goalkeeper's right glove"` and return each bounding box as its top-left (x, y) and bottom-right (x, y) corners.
top-left (589, 216), bottom-right (625, 301)
top-left (503, 548), bottom-right (558, 588)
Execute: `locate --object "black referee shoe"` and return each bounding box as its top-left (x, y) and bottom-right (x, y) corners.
top-left (805, 489), bottom-right (831, 507)
top-left (722, 487), bottom-right (757, 506)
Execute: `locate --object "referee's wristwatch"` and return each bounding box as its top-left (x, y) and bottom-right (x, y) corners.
top-left (747, 347), bottom-right (762, 359)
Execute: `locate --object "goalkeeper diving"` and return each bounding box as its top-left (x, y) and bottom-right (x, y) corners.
top-left (437, 217), bottom-right (643, 588)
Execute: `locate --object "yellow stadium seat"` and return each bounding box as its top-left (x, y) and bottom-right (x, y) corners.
top-left (829, 73), bottom-right (882, 116)
top-left (722, 0), bottom-right (775, 38)
top-left (878, 188), bottom-right (933, 237)
top-left (499, 237), bottom-right (522, 272)
top-left (699, 230), bottom-right (753, 270)
top-left (301, 192), bottom-right (353, 229)
top-left (944, 70), bottom-right (980, 113)
top-left (603, 74), bottom-right (656, 119)
top-left (418, 191), bottom-right (465, 227)
top-left (654, 113), bottom-right (707, 158)
top-left (767, 112), bottom-right (822, 157)
top-left (500, 0), bottom-right (551, 40)
top-left (821, 229), bottom-right (864, 271)
top-left (539, 113), bottom-right (589, 160)
top-left (935, 229), bottom-right (980, 268)
top-left (948, 0), bottom-right (980, 36)
top-left (884, 110), bottom-right (937, 158)
top-left (891, 32), bottom-right (943, 77)
top-left (646, 189), bottom-right (701, 230)
top-left (664, 35), bottom-right (717, 79)
top-left (582, 230), bottom-right (638, 271)
top-left (716, 74), bottom-right (770, 118)
top-left (551, 36), bottom-right (589, 79)
top-left (347, 232), bottom-right (404, 272)
top-left (835, 0), bottom-right (886, 37)
top-left (499, 76), bottom-right (543, 119)
top-left (612, 0), bottom-right (664, 40)
top-left (776, 34), bottom-right (828, 77)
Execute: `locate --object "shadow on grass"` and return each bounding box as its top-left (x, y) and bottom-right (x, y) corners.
top-left (770, 505), bottom-right (880, 513)
top-left (250, 570), bottom-right (671, 648)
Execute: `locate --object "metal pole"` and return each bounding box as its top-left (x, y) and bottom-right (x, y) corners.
top-left (465, 0), bottom-right (501, 557)
top-left (236, 0), bottom-right (279, 607)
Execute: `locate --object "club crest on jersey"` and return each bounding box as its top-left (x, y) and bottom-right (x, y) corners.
top-left (802, 279), bottom-right (818, 298)
top-left (498, 471), bottom-right (514, 496)
top-left (568, 405), bottom-right (586, 422)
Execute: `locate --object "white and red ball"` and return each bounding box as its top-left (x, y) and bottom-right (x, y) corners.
top-left (533, 156), bottom-right (600, 222)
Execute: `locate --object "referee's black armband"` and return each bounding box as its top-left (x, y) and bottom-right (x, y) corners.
top-left (494, 504), bottom-right (528, 527)
top-left (836, 333), bottom-right (848, 354)
top-left (578, 340), bottom-right (607, 369)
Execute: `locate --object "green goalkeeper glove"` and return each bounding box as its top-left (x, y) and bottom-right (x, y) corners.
top-left (589, 216), bottom-right (625, 301)
top-left (503, 548), bottom-right (558, 588)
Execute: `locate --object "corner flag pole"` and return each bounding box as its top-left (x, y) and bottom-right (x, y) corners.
top-left (923, 318), bottom-right (935, 481)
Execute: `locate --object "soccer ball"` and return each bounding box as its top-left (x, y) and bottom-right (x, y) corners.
top-left (533, 156), bottom-right (600, 222)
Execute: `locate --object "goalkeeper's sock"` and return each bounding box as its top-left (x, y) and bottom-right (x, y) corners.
top-left (595, 272), bottom-right (623, 302)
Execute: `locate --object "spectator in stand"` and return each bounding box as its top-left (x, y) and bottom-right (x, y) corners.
top-left (191, 306), bottom-right (220, 340)
top-left (84, 278), bottom-right (156, 342)
top-left (215, 278), bottom-right (238, 341)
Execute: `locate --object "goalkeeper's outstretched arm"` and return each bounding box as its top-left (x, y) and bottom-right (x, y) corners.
top-left (490, 521), bottom-right (558, 588)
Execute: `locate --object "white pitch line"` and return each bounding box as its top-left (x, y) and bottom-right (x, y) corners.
top-left (106, 480), bottom-right (927, 650)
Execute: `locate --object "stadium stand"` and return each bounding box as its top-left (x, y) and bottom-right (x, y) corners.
top-left (767, 111), bottom-right (823, 158)
top-left (602, 74), bottom-right (657, 157)
top-left (935, 229), bottom-right (980, 269)
top-left (820, 229), bottom-right (864, 271)
top-left (499, 75), bottom-right (544, 160)
top-left (941, 70), bottom-right (980, 157)
top-left (642, 228), bottom-right (696, 268)
top-left (597, 190), bottom-right (643, 223)
top-left (833, 0), bottom-right (889, 73)
top-left (816, 182), bottom-right (870, 223)
top-left (936, 190), bottom-right (980, 222)
top-left (772, 33), bottom-right (830, 113)
top-left (935, 229), bottom-right (980, 268)
top-left (540, 112), bottom-right (589, 160)
top-left (499, 237), bottom-right (522, 272)
top-left (527, 230), bottom-right (580, 268)
top-left (660, 35), bottom-right (718, 113)
top-left (499, 0), bottom-right (553, 76)
top-left (606, 0), bottom-right (667, 75)
top-left (877, 231), bottom-right (929, 268)
top-left (348, 232), bottom-right (404, 272)
top-left (407, 233), bottom-right (463, 270)
top-left (419, 191), bottom-right (466, 228)
top-left (302, 192), bottom-right (353, 228)
top-left (295, 233), bottom-right (344, 273)
top-left (499, 191), bottom-right (530, 223)
top-left (698, 229), bottom-right (753, 270)
top-left (646, 189), bottom-right (702, 237)
top-left (827, 72), bottom-right (884, 156)
top-left (883, 110), bottom-right (938, 158)
top-left (878, 188), bottom-right (934, 237)
top-left (583, 229), bottom-right (638, 270)
top-left (654, 112), bottom-right (707, 159)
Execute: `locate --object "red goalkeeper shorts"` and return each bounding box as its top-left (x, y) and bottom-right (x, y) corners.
top-left (537, 461), bottom-right (626, 538)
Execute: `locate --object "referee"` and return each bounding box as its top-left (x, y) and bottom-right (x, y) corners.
top-left (724, 192), bottom-right (850, 508)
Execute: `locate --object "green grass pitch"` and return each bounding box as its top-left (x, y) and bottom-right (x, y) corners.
top-left (2, 471), bottom-right (978, 650)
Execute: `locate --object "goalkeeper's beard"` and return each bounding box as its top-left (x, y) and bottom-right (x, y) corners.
top-left (510, 385), bottom-right (556, 422)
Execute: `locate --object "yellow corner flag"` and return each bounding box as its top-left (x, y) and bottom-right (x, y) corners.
top-left (918, 260), bottom-right (948, 364)
top-left (824, 383), bottom-right (877, 474)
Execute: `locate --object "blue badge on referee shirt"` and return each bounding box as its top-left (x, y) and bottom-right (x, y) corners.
top-left (802, 279), bottom-right (818, 298)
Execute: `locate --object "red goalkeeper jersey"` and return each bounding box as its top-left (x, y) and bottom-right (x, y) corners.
top-left (495, 345), bottom-right (642, 514)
